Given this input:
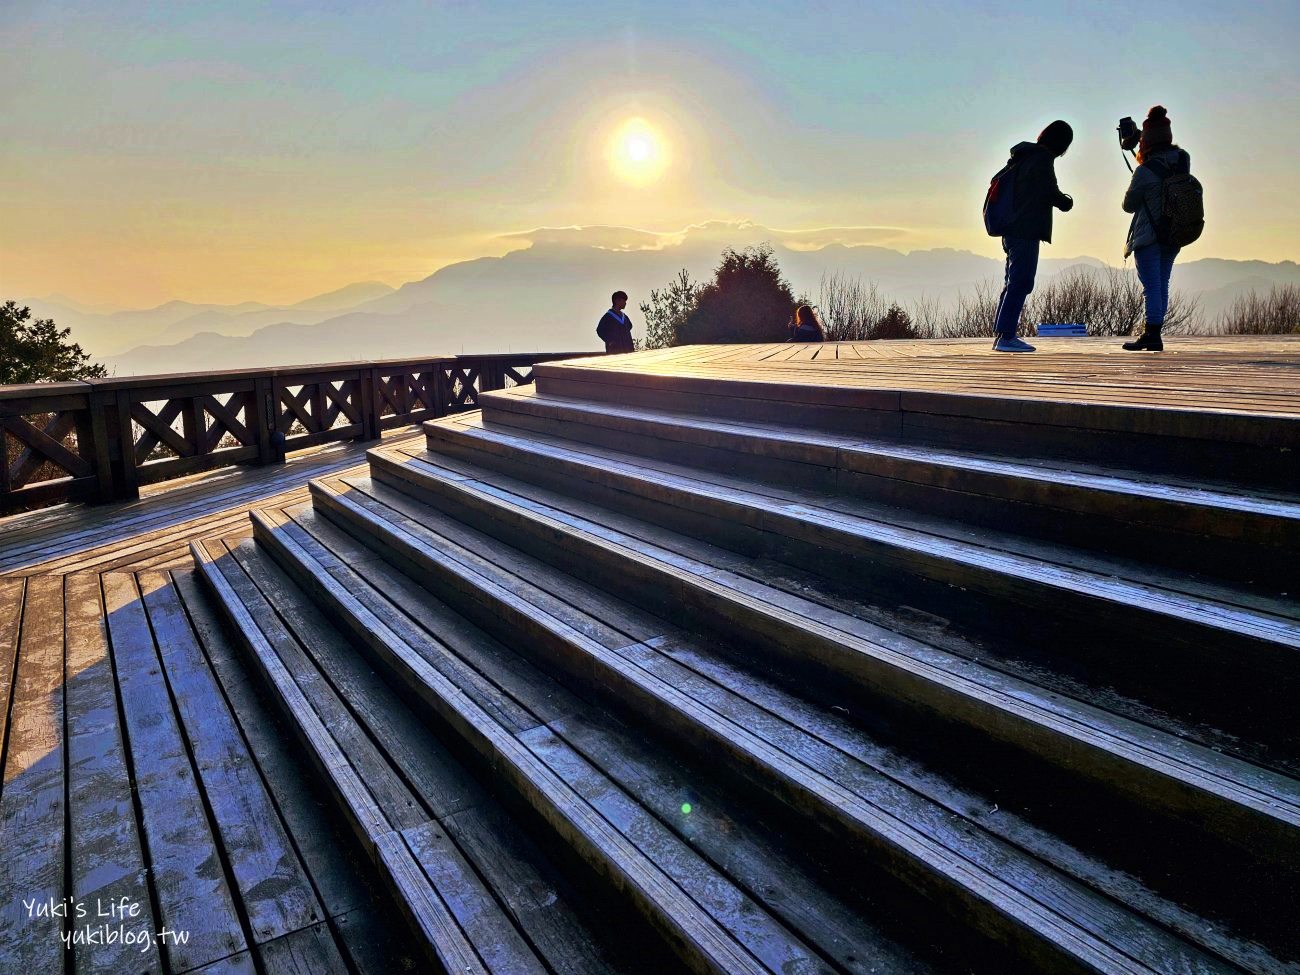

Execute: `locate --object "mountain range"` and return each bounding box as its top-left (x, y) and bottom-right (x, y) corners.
top-left (12, 222), bottom-right (1298, 375)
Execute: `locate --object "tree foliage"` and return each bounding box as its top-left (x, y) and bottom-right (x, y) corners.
top-left (872, 303), bottom-right (918, 340)
top-left (639, 268), bottom-right (702, 349)
top-left (676, 244), bottom-right (797, 345)
top-left (1, 301), bottom-right (107, 384)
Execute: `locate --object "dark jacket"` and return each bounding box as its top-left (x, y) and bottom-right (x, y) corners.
top-left (1003, 142), bottom-right (1072, 243)
top-left (597, 309), bottom-right (634, 353)
top-left (1123, 147), bottom-right (1191, 256)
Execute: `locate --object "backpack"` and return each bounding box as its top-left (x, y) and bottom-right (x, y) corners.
top-left (983, 160), bottom-right (1018, 236)
top-left (1147, 157), bottom-right (1204, 247)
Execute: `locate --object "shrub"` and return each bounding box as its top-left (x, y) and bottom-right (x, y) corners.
top-left (677, 244), bottom-right (797, 345)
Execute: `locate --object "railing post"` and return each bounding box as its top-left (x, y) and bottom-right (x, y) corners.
top-left (108, 388), bottom-right (140, 501)
top-left (480, 359), bottom-right (504, 395)
top-left (251, 374), bottom-right (276, 465)
top-left (432, 362), bottom-right (450, 418)
top-left (82, 386), bottom-right (116, 502)
top-left (268, 376), bottom-right (287, 463)
top-left (358, 367), bottom-right (379, 440)
top-left (181, 395), bottom-right (205, 459)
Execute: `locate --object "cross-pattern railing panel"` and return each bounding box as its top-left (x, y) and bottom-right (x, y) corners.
top-left (123, 378), bottom-right (263, 488)
top-left (374, 362), bottom-right (445, 431)
top-left (275, 369), bottom-right (367, 452)
top-left (1, 351), bottom-right (598, 512)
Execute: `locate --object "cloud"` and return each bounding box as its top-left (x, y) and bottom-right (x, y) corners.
top-left (498, 225), bottom-right (667, 250)
top-left (772, 225), bottom-right (912, 250)
top-left (500, 219), bottom-right (911, 253)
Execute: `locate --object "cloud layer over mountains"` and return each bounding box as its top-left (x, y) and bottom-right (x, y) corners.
top-left (15, 221), bottom-right (1299, 376)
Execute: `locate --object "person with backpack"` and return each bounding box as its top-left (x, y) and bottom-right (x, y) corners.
top-left (596, 290), bottom-right (635, 353)
top-left (1121, 106), bottom-right (1198, 352)
top-left (984, 120), bottom-right (1075, 353)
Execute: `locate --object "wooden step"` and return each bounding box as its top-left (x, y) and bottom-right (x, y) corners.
top-left (531, 358), bottom-right (1300, 489)
top-left (417, 414), bottom-right (1300, 752)
top-left (248, 500), bottom-right (964, 975)
top-left (238, 506), bottom-right (900, 975)
top-left (476, 386), bottom-right (1300, 581)
top-left (192, 534), bottom-right (644, 975)
top-left (297, 471), bottom-right (1293, 973)
top-left (358, 444), bottom-right (1300, 884)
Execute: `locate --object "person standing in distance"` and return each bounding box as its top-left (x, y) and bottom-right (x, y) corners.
top-left (597, 291), bottom-right (635, 354)
top-left (991, 120), bottom-right (1075, 353)
top-left (1121, 107), bottom-right (1190, 352)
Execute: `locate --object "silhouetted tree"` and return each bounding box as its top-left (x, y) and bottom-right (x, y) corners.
top-left (871, 303), bottom-right (918, 340)
top-left (677, 244), bottom-right (796, 345)
top-left (1, 301), bottom-right (106, 384)
top-left (639, 268), bottom-right (702, 349)
top-left (819, 271), bottom-right (888, 341)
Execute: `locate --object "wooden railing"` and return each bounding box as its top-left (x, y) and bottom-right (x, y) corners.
top-left (0, 352), bottom-right (593, 513)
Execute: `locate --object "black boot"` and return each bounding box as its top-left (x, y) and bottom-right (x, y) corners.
top-left (1122, 324), bottom-right (1163, 351)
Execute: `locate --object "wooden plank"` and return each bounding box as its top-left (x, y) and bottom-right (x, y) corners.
top-left (400, 820), bottom-right (548, 975)
top-left (0, 576), bottom-right (66, 973)
top-left (254, 921), bottom-right (351, 974)
top-left (250, 510), bottom-right (780, 975)
top-left (328, 904), bottom-right (425, 975)
top-left (136, 569), bottom-right (325, 946)
top-left (0, 578), bottom-right (24, 782)
top-left (2, 461), bottom-right (342, 576)
top-left (63, 572), bottom-right (164, 975)
top-left (305, 473), bottom-right (1241, 974)
top-left (222, 540), bottom-right (483, 819)
top-left (170, 568), bottom-right (376, 919)
top-left (192, 542), bottom-right (502, 975)
top-left (287, 514), bottom-right (903, 975)
top-left (200, 540), bottom-right (429, 835)
top-left (101, 571), bottom-right (249, 973)
top-left (416, 420), bottom-right (1300, 654)
top-left (169, 948), bottom-right (258, 975)
top-left (0, 426), bottom-right (424, 575)
top-left (217, 535), bottom-right (636, 974)
top-left (357, 448), bottom-right (1300, 865)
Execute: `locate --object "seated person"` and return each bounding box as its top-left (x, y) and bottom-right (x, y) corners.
top-left (788, 304), bottom-right (826, 342)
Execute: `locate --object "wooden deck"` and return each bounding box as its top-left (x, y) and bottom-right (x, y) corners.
top-left (3, 338), bottom-right (1298, 974)
top-left (553, 336), bottom-right (1300, 416)
top-left (0, 428), bottom-right (426, 974)
top-left (0, 426), bottom-right (425, 578)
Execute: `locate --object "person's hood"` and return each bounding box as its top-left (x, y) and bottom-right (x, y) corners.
top-left (1009, 141), bottom-right (1041, 158)
top-left (1146, 146), bottom-right (1188, 165)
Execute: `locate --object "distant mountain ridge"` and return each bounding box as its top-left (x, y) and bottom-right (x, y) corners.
top-left (17, 222), bottom-right (1295, 375)
top-left (13, 281), bottom-right (396, 357)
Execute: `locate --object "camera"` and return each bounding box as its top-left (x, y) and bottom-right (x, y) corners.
top-left (1117, 116), bottom-right (1140, 151)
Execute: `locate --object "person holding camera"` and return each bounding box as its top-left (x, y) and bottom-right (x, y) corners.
top-left (788, 304), bottom-right (826, 342)
top-left (989, 120), bottom-right (1075, 353)
top-left (1120, 106), bottom-right (1191, 352)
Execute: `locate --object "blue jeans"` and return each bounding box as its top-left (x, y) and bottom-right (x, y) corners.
top-left (994, 237), bottom-right (1040, 337)
top-left (1133, 242), bottom-right (1180, 326)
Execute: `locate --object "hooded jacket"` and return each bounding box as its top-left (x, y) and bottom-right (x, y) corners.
top-left (596, 309), bottom-right (635, 353)
top-left (1123, 147), bottom-right (1191, 256)
top-left (1002, 142), bottom-right (1072, 243)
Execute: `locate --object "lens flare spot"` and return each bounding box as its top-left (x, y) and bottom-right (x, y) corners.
top-left (680, 802), bottom-right (692, 815)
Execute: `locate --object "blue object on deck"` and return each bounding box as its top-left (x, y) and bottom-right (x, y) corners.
top-left (1037, 323), bottom-right (1088, 336)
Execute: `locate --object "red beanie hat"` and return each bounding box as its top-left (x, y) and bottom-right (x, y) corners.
top-left (1140, 105), bottom-right (1173, 151)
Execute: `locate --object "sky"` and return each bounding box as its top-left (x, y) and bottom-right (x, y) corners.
top-left (3, 0), bottom-right (1298, 309)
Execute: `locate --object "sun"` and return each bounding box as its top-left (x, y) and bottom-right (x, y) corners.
top-left (607, 117), bottom-right (669, 186)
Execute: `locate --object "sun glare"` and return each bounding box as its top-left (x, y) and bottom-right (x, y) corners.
top-left (607, 117), bottom-right (668, 186)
